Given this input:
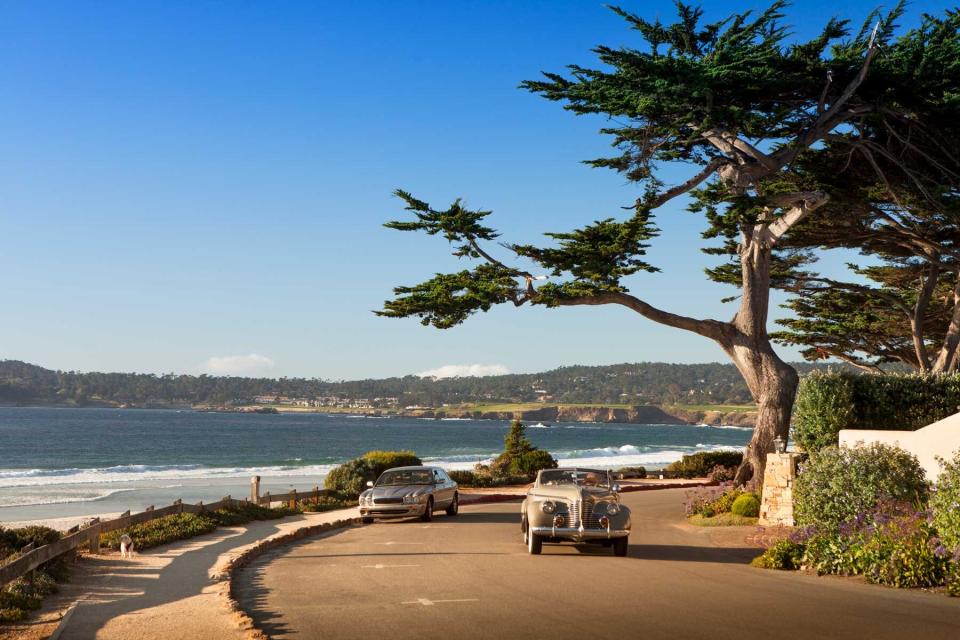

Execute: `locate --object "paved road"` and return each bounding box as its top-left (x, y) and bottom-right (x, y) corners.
top-left (235, 489), bottom-right (960, 639)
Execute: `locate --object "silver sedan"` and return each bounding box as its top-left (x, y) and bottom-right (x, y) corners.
top-left (358, 466), bottom-right (459, 523)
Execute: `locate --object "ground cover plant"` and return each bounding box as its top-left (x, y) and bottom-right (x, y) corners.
top-left (0, 525), bottom-right (67, 623)
top-left (684, 485), bottom-right (759, 525)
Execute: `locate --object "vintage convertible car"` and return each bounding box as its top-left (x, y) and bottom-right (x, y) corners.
top-left (521, 467), bottom-right (630, 555)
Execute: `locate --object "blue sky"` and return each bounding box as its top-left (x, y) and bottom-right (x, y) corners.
top-left (0, 1), bottom-right (949, 379)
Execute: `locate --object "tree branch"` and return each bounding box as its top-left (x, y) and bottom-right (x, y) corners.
top-left (551, 290), bottom-right (734, 343)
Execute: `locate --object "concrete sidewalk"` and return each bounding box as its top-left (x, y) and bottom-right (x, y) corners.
top-left (4, 508), bottom-right (359, 640)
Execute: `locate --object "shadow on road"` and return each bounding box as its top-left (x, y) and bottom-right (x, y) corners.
top-left (235, 562), bottom-right (292, 638)
top-left (626, 543), bottom-right (757, 564)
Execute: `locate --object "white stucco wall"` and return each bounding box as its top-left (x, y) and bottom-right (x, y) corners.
top-left (839, 411), bottom-right (960, 482)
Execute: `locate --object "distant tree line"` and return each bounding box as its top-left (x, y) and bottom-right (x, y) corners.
top-left (0, 359), bottom-right (851, 408)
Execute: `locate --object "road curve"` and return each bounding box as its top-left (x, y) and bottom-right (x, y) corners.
top-left (234, 489), bottom-right (960, 640)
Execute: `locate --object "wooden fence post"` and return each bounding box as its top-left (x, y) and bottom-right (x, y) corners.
top-left (264, 491), bottom-right (270, 507)
top-left (289, 489), bottom-right (297, 510)
top-left (251, 475), bottom-right (261, 502)
top-left (312, 485), bottom-right (320, 506)
top-left (87, 518), bottom-right (101, 554)
top-left (175, 499), bottom-right (183, 514)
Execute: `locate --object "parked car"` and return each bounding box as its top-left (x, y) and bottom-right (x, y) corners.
top-left (358, 465), bottom-right (459, 523)
top-left (521, 467), bottom-right (631, 555)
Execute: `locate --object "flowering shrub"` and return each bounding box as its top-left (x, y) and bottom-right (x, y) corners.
top-left (707, 465), bottom-right (736, 482)
top-left (794, 443), bottom-right (928, 531)
top-left (666, 451), bottom-right (743, 479)
top-left (684, 486), bottom-right (756, 519)
top-left (931, 450), bottom-right (960, 551)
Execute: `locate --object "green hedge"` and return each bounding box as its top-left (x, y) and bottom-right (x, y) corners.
top-left (793, 371), bottom-right (960, 452)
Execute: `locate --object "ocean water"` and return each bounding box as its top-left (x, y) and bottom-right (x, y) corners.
top-left (0, 407), bottom-right (751, 522)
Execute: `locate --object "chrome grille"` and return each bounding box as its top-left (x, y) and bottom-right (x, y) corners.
top-left (582, 501), bottom-right (603, 529)
top-left (567, 499), bottom-right (580, 528)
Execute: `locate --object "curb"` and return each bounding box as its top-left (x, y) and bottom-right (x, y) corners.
top-left (217, 515), bottom-right (361, 640)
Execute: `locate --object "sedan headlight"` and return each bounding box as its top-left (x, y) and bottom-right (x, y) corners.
top-left (541, 501), bottom-right (557, 514)
top-left (403, 494), bottom-right (423, 504)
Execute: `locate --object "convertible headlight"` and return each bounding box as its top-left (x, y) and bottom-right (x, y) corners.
top-left (604, 502), bottom-right (621, 515)
top-left (541, 501), bottom-right (557, 514)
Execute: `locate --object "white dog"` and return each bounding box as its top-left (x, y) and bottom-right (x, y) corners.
top-left (119, 533), bottom-right (134, 558)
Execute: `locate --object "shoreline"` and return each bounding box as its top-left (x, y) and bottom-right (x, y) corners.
top-left (2, 401), bottom-right (758, 427)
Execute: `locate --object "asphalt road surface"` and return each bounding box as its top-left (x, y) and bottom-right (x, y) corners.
top-left (235, 489), bottom-right (960, 639)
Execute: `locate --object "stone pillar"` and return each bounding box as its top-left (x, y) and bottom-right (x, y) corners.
top-left (251, 476), bottom-right (261, 503)
top-left (759, 453), bottom-right (800, 527)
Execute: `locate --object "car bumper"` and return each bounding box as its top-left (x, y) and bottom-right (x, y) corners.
top-left (359, 504), bottom-right (427, 518)
top-left (531, 526), bottom-right (629, 541)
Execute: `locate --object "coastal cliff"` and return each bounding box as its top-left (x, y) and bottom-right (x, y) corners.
top-left (405, 404), bottom-right (756, 427)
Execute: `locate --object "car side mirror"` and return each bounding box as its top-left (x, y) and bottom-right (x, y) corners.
top-left (612, 484), bottom-right (621, 493)
top-left (366, 480), bottom-right (374, 488)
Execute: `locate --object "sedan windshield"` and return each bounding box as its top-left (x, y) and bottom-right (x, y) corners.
top-left (539, 469), bottom-right (610, 488)
top-left (376, 470), bottom-right (433, 486)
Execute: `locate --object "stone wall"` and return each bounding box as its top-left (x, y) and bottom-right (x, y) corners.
top-left (759, 453), bottom-right (799, 527)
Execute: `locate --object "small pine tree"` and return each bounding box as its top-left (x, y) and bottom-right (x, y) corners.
top-left (504, 420), bottom-right (534, 458)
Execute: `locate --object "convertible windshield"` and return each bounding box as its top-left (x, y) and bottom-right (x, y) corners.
top-left (376, 470), bottom-right (434, 486)
top-left (539, 469), bottom-right (610, 488)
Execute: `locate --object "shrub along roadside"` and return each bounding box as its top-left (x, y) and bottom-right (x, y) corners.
top-left (793, 371), bottom-right (960, 452)
top-left (324, 450), bottom-right (422, 499)
top-left (666, 451), bottom-right (743, 479)
top-left (793, 443), bottom-right (928, 532)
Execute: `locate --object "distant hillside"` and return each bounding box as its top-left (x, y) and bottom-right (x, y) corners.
top-left (0, 359), bottom-right (853, 409)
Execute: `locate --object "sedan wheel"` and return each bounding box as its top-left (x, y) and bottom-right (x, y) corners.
top-left (613, 536), bottom-right (629, 557)
top-left (420, 498), bottom-right (434, 522)
top-left (445, 493), bottom-right (459, 516)
top-left (527, 528), bottom-right (542, 555)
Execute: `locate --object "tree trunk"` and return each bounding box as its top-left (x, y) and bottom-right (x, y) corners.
top-left (726, 338), bottom-right (799, 487)
top-left (727, 231), bottom-right (800, 487)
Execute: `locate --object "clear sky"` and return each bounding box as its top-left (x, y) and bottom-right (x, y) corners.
top-left (0, 1), bottom-right (949, 379)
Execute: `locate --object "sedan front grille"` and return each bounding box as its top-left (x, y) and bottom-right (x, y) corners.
top-left (374, 497), bottom-right (404, 504)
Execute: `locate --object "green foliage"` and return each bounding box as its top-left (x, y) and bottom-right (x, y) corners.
top-left (616, 466), bottom-right (647, 479)
top-left (490, 421), bottom-right (557, 481)
top-left (684, 486), bottom-right (749, 517)
top-left (792, 371), bottom-right (855, 452)
top-left (447, 469), bottom-right (527, 488)
top-left (0, 568), bottom-right (62, 623)
top-left (298, 496), bottom-right (354, 513)
top-left (207, 502), bottom-right (293, 527)
top-left (752, 539), bottom-right (805, 570)
top-left (730, 493), bottom-right (760, 517)
top-left (325, 450), bottom-right (423, 499)
top-left (931, 451), bottom-right (960, 551)
top-left (793, 371), bottom-right (960, 451)
top-left (100, 513), bottom-right (218, 551)
top-left (687, 513), bottom-right (757, 527)
top-left (666, 450), bottom-right (743, 478)
top-left (794, 444), bottom-right (928, 531)
top-left (803, 504), bottom-right (948, 589)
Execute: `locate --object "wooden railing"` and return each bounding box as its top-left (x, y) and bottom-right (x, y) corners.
top-left (0, 480), bottom-right (333, 587)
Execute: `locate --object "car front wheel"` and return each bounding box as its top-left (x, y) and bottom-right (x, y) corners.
top-left (613, 536), bottom-right (629, 557)
top-left (527, 527), bottom-right (542, 555)
top-left (445, 493), bottom-right (459, 516)
top-left (420, 498), bottom-right (434, 522)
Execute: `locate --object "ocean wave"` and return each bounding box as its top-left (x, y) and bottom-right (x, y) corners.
top-left (526, 423), bottom-right (550, 429)
top-left (0, 488), bottom-right (137, 508)
top-left (694, 423), bottom-right (754, 431)
top-left (0, 463), bottom-right (339, 488)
